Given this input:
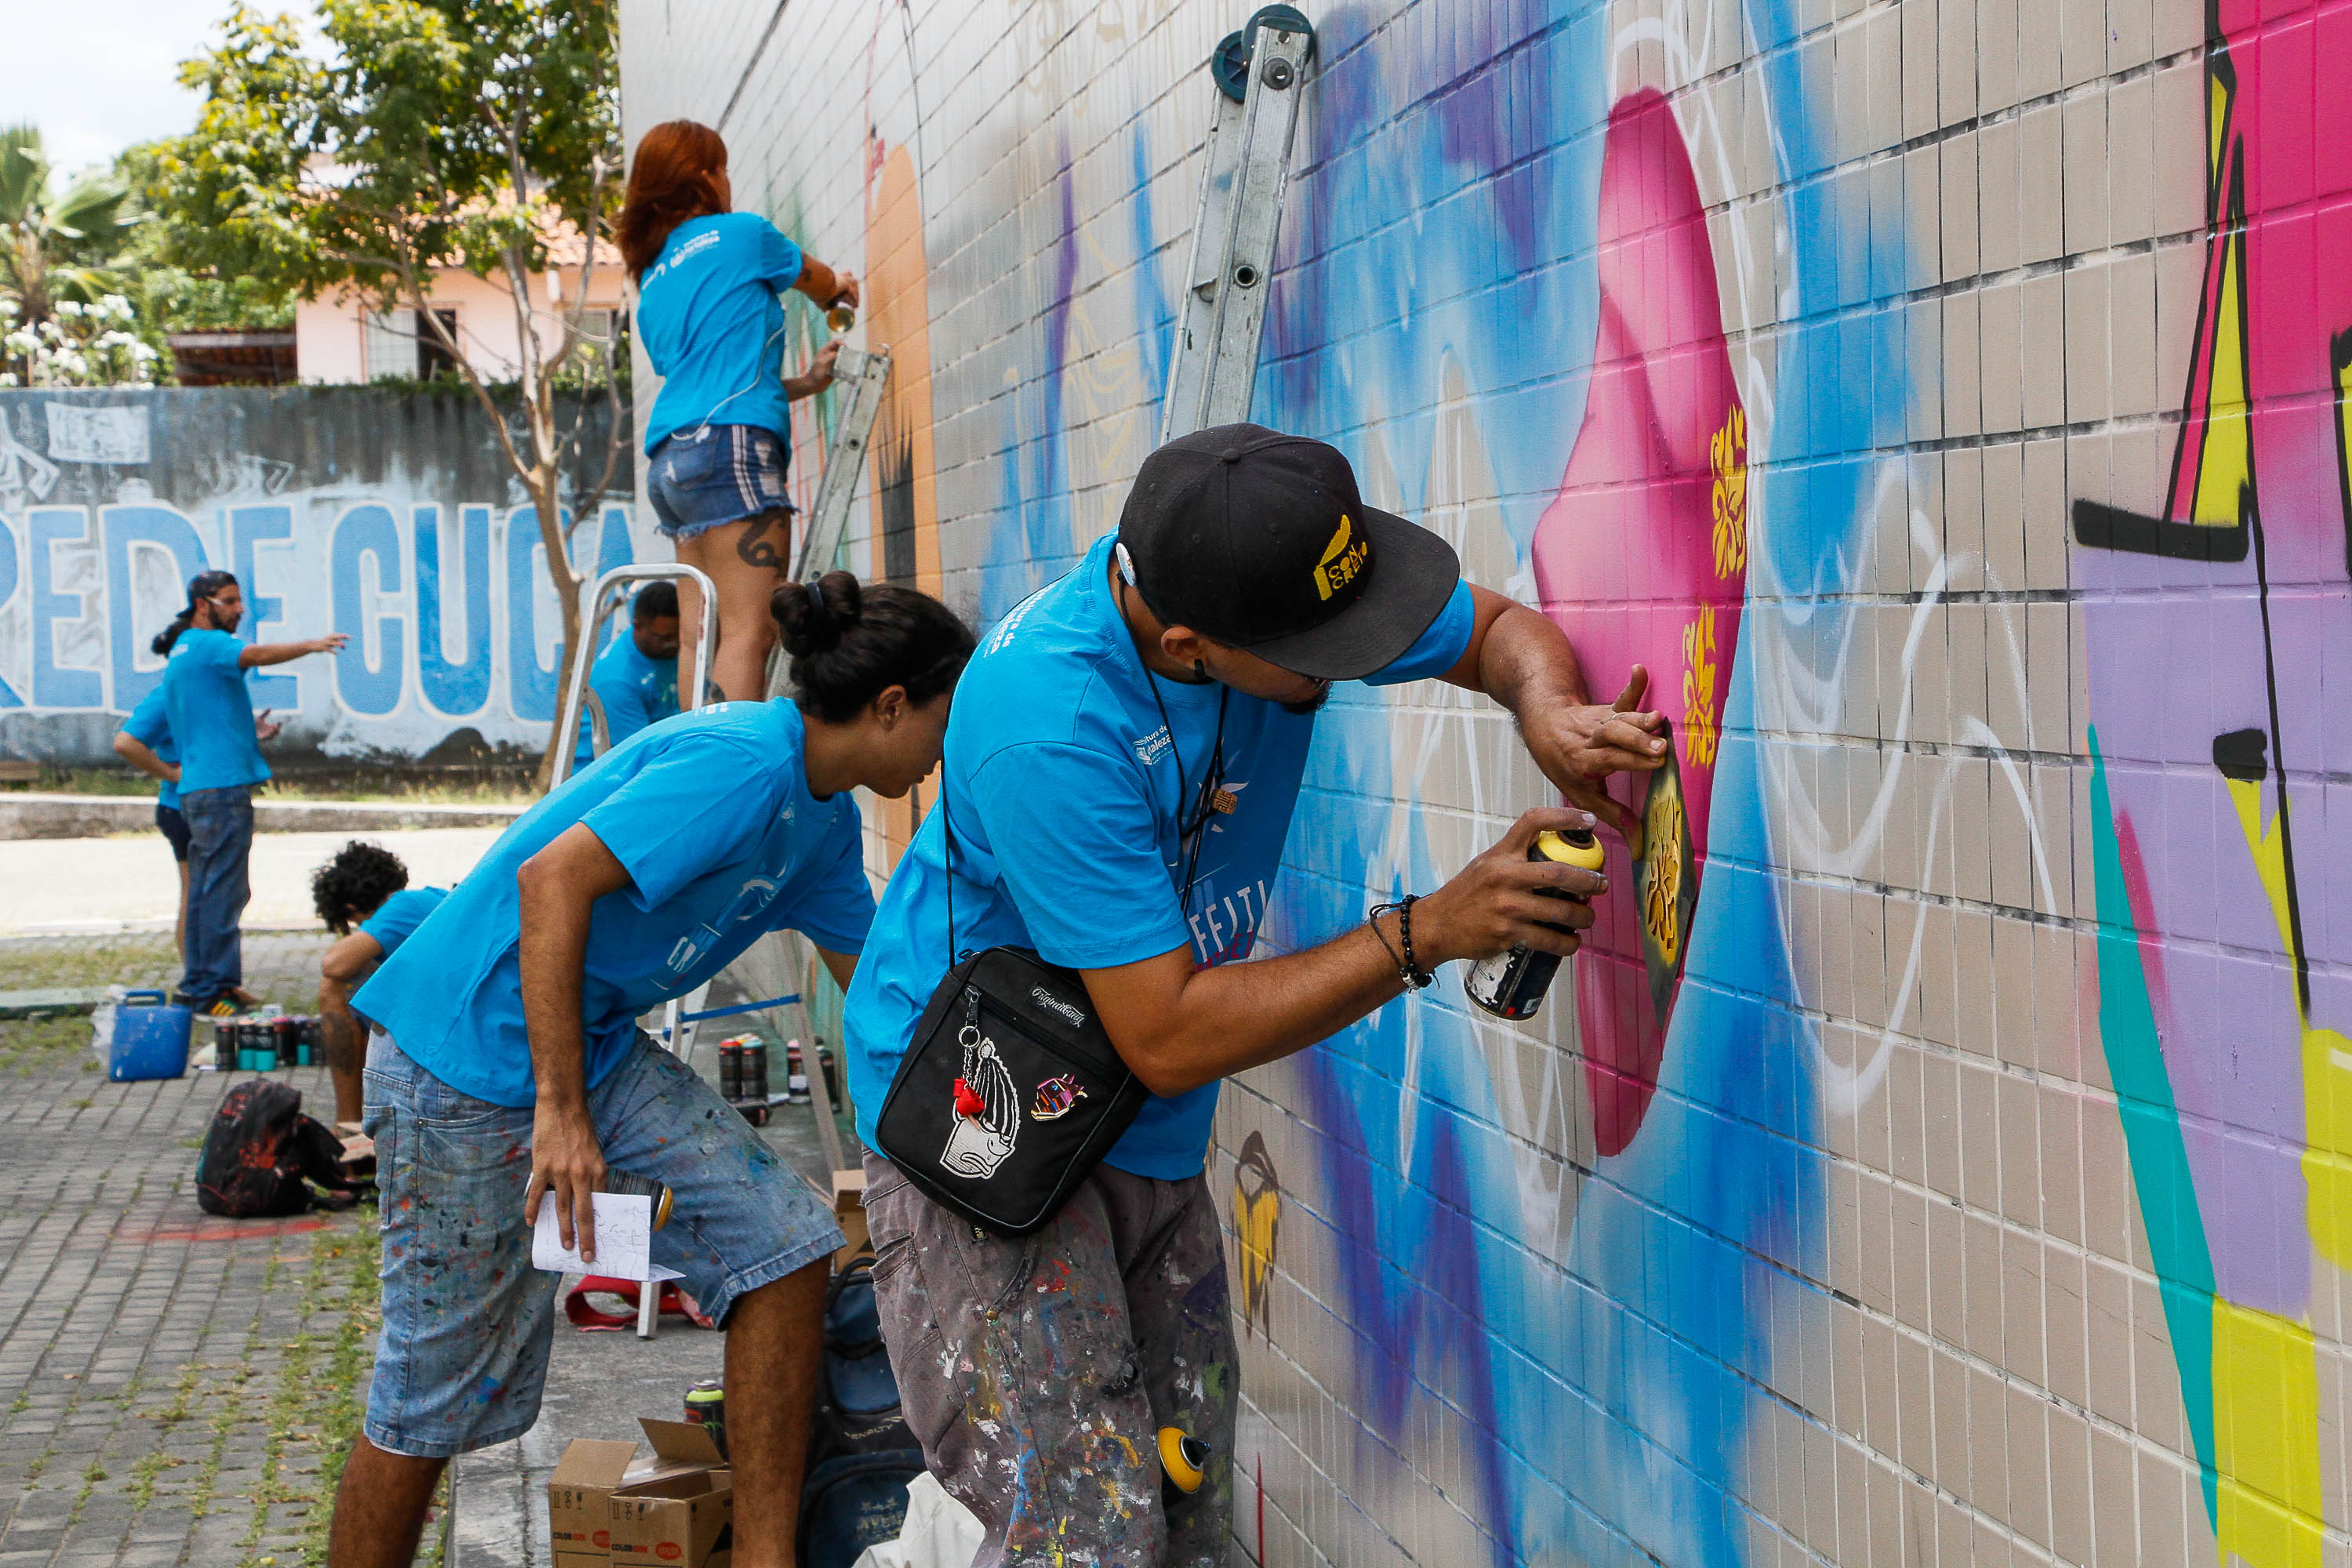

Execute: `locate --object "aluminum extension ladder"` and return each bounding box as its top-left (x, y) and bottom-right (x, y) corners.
top-left (793, 344), bottom-right (893, 579)
top-left (1160, 5), bottom-right (1317, 442)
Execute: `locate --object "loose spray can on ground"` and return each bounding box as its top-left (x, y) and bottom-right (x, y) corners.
top-left (684, 1377), bottom-right (727, 1458)
top-left (1463, 826), bottom-right (1607, 1020)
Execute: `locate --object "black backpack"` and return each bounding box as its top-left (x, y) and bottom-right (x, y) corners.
top-left (799, 1258), bottom-right (924, 1566)
top-left (811, 1257), bottom-right (916, 1461)
top-left (797, 1451), bottom-right (927, 1568)
top-left (195, 1080), bottom-right (361, 1218)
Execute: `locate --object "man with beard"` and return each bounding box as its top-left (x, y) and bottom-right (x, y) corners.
top-left (844, 424), bottom-right (1668, 1564)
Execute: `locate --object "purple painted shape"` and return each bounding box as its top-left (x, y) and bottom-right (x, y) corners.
top-left (2157, 941), bottom-right (2310, 1312)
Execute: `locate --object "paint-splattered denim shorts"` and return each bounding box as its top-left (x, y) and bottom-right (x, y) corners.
top-left (360, 1031), bottom-right (840, 1458)
top-left (645, 422), bottom-right (794, 543)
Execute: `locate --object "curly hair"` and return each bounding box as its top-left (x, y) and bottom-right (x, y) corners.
top-left (311, 840), bottom-right (410, 935)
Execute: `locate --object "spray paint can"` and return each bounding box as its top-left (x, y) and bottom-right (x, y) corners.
top-left (1464, 827), bottom-right (1608, 1020)
top-left (825, 304), bottom-right (856, 336)
top-left (274, 1016), bottom-right (301, 1068)
top-left (719, 1039), bottom-right (743, 1103)
top-left (684, 1378), bottom-right (728, 1458)
top-left (739, 1039), bottom-right (769, 1124)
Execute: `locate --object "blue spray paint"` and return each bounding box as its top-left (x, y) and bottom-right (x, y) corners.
top-left (331, 503), bottom-right (406, 717)
top-left (416, 504), bottom-right (493, 718)
top-left (230, 504), bottom-right (298, 710)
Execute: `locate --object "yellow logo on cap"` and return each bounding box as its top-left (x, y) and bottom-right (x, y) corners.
top-left (1313, 514), bottom-right (1369, 600)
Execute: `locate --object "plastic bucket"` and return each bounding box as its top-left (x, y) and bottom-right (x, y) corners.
top-left (109, 991), bottom-right (191, 1082)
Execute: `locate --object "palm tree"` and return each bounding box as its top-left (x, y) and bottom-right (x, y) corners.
top-left (0, 124), bottom-right (135, 326)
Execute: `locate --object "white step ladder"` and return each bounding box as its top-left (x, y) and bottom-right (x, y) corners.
top-left (1160, 6), bottom-right (1317, 442)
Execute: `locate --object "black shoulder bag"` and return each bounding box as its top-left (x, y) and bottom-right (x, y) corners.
top-left (871, 685), bottom-right (1229, 1237)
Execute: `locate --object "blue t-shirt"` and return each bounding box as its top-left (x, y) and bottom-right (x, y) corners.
top-left (575, 632), bottom-right (680, 764)
top-left (357, 700), bottom-right (876, 1108)
top-left (121, 685), bottom-right (181, 811)
top-left (844, 535), bottom-right (1475, 1180)
top-left (637, 212), bottom-right (806, 454)
top-left (358, 886), bottom-right (449, 960)
top-left (162, 629), bottom-right (268, 794)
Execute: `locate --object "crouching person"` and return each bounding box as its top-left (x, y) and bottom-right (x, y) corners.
top-left (844, 426), bottom-right (1668, 1566)
top-left (311, 840), bottom-right (448, 1125)
top-left (326, 573), bottom-right (974, 1568)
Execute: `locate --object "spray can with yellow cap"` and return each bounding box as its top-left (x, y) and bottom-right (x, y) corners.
top-left (1463, 826), bottom-right (1606, 1020)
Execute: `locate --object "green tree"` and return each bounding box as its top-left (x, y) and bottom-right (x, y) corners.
top-left (0, 123), bottom-right (137, 326)
top-left (147, 1), bottom-right (626, 787)
top-left (114, 140), bottom-right (296, 341)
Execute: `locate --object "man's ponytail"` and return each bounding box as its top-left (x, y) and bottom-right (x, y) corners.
top-left (153, 570), bottom-right (238, 656)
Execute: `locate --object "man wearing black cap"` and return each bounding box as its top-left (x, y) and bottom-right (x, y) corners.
top-left (842, 424), bottom-right (1665, 1564)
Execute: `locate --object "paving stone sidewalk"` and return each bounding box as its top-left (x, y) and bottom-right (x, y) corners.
top-left (0, 931), bottom-right (375, 1568)
top-left (0, 930), bottom-right (853, 1568)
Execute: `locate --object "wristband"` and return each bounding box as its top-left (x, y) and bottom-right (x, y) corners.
top-left (1369, 896), bottom-right (1435, 990)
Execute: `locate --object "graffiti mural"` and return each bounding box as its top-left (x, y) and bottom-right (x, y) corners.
top-left (624, 0), bottom-right (2352, 1562)
top-left (0, 388), bottom-right (644, 768)
top-left (1530, 85), bottom-right (1751, 1159)
top-left (2067, 1), bottom-right (2352, 1560)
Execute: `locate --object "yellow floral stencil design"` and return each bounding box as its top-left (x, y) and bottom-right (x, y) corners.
top-left (1643, 776), bottom-right (1688, 967)
top-left (1682, 608), bottom-right (1719, 767)
top-left (1710, 404), bottom-right (1748, 580)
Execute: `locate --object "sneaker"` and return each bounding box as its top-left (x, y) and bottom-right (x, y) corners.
top-left (200, 997), bottom-right (242, 1018)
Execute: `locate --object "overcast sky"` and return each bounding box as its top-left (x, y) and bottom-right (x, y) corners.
top-left (12, 2), bottom-right (240, 175)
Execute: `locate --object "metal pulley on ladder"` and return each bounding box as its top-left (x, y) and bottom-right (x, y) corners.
top-left (1160, 5), bottom-right (1317, 443)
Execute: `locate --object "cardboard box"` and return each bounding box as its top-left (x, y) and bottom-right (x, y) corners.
top-left (549, 1439), bottom-right (640, 1568)
top-left (608, 1465), bottom-right (732, 1568)
top-left (549, 1418), bottom-right (730, 1568)
top-left (833, 1167), bottom-right (869, 1268)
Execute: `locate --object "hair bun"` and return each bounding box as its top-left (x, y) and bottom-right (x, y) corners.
top-left (773, 571), bottom-right (863, 659)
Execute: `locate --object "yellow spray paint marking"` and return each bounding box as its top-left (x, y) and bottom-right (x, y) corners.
top-left (2223, 779), bottom-right (2352, 1268)
top-left (1708, 404), bottom-right (1747, 579)
top-left (2212, 1299), bottom-right (2325, 1568)
top-left (1680, 608), bottom-right (1719, 768)
top-left (2191, 220), bottom-right (2253, 528)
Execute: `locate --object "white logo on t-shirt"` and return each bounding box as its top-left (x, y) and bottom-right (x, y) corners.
top-left (1131, 727), bottom-right (1172, 766)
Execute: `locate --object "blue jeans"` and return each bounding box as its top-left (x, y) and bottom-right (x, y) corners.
top-left (176, 786), bottom-right (252, 1003)
top-left (361, 1032), bottom-right (842, 1457)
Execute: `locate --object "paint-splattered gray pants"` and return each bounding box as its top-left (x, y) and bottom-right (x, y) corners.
top-left (863, 1154), bottom-right (1236, 1567)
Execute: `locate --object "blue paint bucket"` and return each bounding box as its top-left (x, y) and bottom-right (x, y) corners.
top-left (108, 991), bottom-right (191, 1082)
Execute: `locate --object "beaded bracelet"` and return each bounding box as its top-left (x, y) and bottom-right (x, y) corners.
top-left (1368, 895), bottom-right (1434, 990)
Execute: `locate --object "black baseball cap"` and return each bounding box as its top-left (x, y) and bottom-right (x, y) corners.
top-left (1115, 424), bottom-right (1461, 681)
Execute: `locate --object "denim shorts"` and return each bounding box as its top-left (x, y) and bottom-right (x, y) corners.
top-left (361, 1032), bottom-right (841, 1458)
top-left (154, 803), bottom-right (190, 862)
top-left (646, 423), bottom-right (794, 543)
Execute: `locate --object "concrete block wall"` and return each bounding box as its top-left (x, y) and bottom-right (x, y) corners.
top-left (621, 1), bottom-right (2351, 1563)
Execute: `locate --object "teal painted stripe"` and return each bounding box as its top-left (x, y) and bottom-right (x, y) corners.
top-left (2089, 731), bottom-right (2220, 1523)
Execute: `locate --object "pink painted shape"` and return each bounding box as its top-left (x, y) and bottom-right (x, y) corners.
top-left (1530, 88), bottom-right (1747, 1158)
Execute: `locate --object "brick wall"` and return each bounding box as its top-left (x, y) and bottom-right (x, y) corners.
top-left (621, 2), bottom-right (2352, 1563)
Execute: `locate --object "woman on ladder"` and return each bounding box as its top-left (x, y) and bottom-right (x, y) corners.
top-left (619, 119), bottom-right (862, 700)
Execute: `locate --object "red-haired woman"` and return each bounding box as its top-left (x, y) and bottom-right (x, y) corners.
top-left (618, 119), bottom-right (861, 700)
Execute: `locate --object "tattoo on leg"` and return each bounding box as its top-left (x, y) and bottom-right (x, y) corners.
top-left (735, 510), bottom-right (790, 570)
